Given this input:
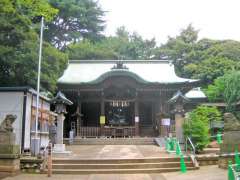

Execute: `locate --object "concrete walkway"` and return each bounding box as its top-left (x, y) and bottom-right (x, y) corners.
top-left (3, 165), bottom-right (227, 180)
top-left (65, 145), bottom-right (174, 159)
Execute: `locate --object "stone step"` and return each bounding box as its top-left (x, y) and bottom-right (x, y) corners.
top-left (202, 148), bottom-right (220, 154)
top-left (52, 162), bottom-right (194, 169)
top-left (51, 167), bottom-right (198, 174)
top-left (70, 137), bottom-right (155, 145)
top-left (53, 157), bottom-right (189, 164)
top-left (51, 156), bottom-right (197, 174)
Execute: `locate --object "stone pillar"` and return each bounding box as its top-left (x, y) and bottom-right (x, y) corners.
top-left (174, 104), bottom-right (185, 143)
top-left (56, 113), bottom-right (64, 144)
top-left (134, 100), bottom-right (139, 136)
top-left (168, 90), bottom-right (188, 143)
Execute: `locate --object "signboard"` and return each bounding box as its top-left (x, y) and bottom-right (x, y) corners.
top-left (100, 116), bottom-right (106, 125)
top-left (161, 118), bottom-right (171, 126)
top-left (135, 116), bottom-right (139, 123)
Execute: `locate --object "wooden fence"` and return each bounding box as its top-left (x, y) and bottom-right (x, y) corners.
top-left (78, 126), bottom-right (135, 137)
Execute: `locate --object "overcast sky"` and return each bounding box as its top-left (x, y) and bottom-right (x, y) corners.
top-left (99, 0), bottom-right (240, 45)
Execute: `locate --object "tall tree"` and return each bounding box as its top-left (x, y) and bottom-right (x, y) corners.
top-left (0, 0), bottom-right (67, 92)
top-left (184, 57), bottom-right (240, 84)
top-left (206, 71), bottom-right (240, 112)
top-left (67, 26), bottom-right (156, 60)
top-left (154, 24), bottom-right (199, 75)
top-left (45, 0), bottom-right (105, 49)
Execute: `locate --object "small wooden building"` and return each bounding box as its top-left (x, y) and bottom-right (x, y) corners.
top-left (58, 60), bottom-right (200, 137)
top-left (0, 87), bottom-right (56, 152)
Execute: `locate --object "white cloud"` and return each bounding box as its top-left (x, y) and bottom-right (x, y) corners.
top-left (99, 0), bottom-right (240, 44)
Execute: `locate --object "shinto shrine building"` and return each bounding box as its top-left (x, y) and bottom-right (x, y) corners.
top-left (57, 60), bottom-right (200, 138)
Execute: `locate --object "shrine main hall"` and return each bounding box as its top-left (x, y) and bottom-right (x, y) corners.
top-left (57, 60), bottom-right (201, 138)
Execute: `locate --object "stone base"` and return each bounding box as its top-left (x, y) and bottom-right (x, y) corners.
top-left (53, 144), bottom-right (71, 157)
top-left (0, 156), bottom-right (20, 175)
top-left (218, 153), bottom-right (235, 169)
top-left (0, 145), bottom-right (19, 155)
top-left (220, 143), bottom-right (240, 154)
top-left (220, 131), bottom-right (240, 154)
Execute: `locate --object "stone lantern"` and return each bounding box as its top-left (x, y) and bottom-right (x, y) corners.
top-left (51, 91), bottom-right (73, 154)
top-left (168, 90), bottom-right (190, 143)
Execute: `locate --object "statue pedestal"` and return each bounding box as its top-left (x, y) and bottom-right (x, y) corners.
top-left (0, 126), bottom-right (20, 175)
top-left (0, 154), bottom-right (20, 176)
top-left (52, 144), bottom-right (71, 157)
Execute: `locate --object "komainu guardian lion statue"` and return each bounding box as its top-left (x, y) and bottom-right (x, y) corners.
top-left (0, 114), bottom-right (17, 132)
top-left (224, 112), bottom-right (240, 131)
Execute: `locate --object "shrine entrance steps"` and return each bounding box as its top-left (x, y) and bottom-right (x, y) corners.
top-left (51, 157), bottom-right (198, 174)
top-left (70, 137), bottom-right (155, 145)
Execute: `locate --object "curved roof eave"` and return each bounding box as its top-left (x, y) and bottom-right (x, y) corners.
top-left (58, 70), bottom-right (200, 86)
top-left (57, 60), bottom-right (200, 85)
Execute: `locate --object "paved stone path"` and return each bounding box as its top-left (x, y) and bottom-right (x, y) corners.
top-left (65, 145), bottom-right (174, 159)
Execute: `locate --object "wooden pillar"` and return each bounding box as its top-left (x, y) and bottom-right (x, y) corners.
top-left (76, 103), bottom-right (81, 136)
top-left (100, 99), bottom-right (105, 116)
top-left (134, 98), bottom-right (139, 136)
top-left (152, 102), bottom-right (156, 136)
top-left (76, 93), bottom-right (81, 137)
top-left (100, 92), bottom-right (105, 136)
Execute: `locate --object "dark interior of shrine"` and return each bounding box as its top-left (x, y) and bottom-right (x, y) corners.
top-left (105, 102), bottom-right (135, 126)
top-left (80, 102), bottom-right (135, 127)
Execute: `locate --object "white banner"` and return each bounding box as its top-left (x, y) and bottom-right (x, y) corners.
top-left (161, 118), bottom-right (171, 126)
top-left (135, 116), bottom-right (139, 123)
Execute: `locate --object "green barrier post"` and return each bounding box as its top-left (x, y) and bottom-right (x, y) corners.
top-left (180, 155), bottom-right (187, 173)
top-left (169, 138), bottom-right (174, 151)
top-left (235, 147), bottom-right (240, 172)
top-left (228, 161), bottom-right (234, 180)
top-left (176, 141), bottom-right (182, 156)
top-left (217, 132), bottom-right (222, 144)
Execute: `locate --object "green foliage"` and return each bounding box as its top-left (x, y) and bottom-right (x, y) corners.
top-left (205, 71), bottom-right (240, 112)
top-left (18, 0), bottom-right (58, 21)
top-left (67, 26), bottom-right (156, 60)
top-left (183, 105), bottom-right (222, 152)
top-left (45, 0), bottom-right (105, 49)
top-left (154, 24), bottom-right (199, 75)
top-left (0, 0), bottom-right (66, 92)
top-left (205, 77), bottom-right (225, 102)
top-left (1, 32), bottom-right (67, 92)
top-left (67, 39), bottom-right (117, 60)
top-left (154, 24), bottom-right (240, 85)
top-left (185, 57), bottom-right (239, 84)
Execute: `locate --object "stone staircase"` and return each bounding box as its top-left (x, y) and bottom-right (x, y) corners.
top-left (70, 137), bottom-right (155, 145)
top-left (51, 157), bottom-right (198, 174)
top-left (140, 125), bottom-right (155, 137)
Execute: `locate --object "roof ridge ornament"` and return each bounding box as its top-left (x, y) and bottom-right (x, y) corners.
top-left (111, 61), bottom-right (129, 70)
top-left (168, 90), bottom-right (190, 104)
